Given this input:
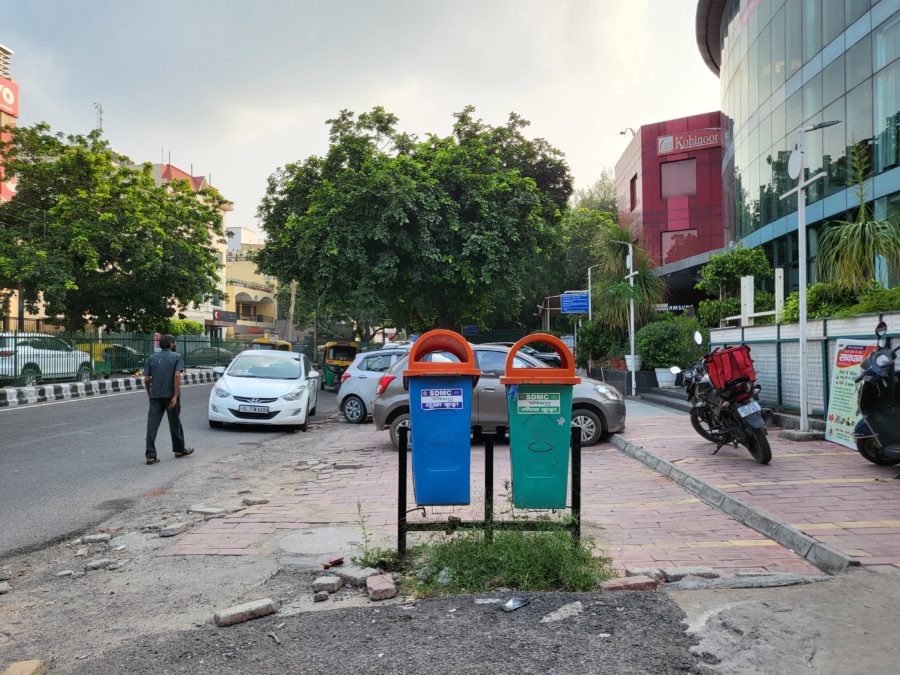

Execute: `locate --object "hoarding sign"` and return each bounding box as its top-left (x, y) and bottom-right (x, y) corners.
top-left (825, 339), bottom-right (878, 449)
top-left (560, 293), bottom-right (589, 314)
top-left (0, 77), bottom-right (19, 118)
top-left (657, 128), bottom-right (723, 156)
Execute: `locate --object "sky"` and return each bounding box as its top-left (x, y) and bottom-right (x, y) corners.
top-left (3, 0), bottom-right (720, 231)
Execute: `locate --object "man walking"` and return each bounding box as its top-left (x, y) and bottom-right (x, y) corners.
top-left (144, 334), bottom-right (194, 465)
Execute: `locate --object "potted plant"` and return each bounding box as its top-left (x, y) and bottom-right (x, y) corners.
top-left (635, 321), bottom-right (684, 388)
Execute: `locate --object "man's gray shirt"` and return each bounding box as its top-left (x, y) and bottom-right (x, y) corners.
top-left (145, 350), bottom-right (185, 399)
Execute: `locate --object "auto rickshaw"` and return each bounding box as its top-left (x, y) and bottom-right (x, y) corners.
top-left (250, 337), bottom-right (292, 351)
top-left (320, 340), bottom-right (358, 390)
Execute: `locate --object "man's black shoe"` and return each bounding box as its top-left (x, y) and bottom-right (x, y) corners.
top-left (174, 448), bottom-right (195, 458)
top-left (146, 457), bottom-right (160, 465)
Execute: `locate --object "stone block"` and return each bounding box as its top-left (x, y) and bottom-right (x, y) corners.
top-left (189, 504), bottom-right (227, 516)
top-left (367, 573), bottom-right (397, 601)
top-left (159, 522), bottom-right (190, 537)
top-left (311, 575), bottom-right (344, 594)
top-left (0, 581), bottom-right (9, 594)
top-left (661, 566), bottom-right (719, 582)
top-left (2, 660), bottom-right (50, 675)
top-left (335, 565), bottom-right (379, 587)
top-left (0, 568), bottom-right (9, 581)
top-left (242, 497), bottom-right (269, 506)
top-left (625, 567), bottom-right (663, 581)
top-left (82, 533), bottom-right (111, 544)
top-left (314, 591), bottom-right (329, 602)
top-left (600, 575), bottom-right (658, 591)
top-left (214, 598), bottom-right (278, 627)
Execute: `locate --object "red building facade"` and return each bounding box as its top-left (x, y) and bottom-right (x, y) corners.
top-left (615, 111), bottom-right (728, 267)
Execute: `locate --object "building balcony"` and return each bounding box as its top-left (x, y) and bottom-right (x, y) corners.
top-left (227, 278), bottom-right (275, 294)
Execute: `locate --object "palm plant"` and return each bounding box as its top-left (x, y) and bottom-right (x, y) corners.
top-left (590, 223), bottom-right (666, 333)
top-left (817, 146), bottom-right (900, 290)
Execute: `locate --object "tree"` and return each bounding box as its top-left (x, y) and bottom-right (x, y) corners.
top-left (695, 245), bottom-right (772, 300)
top-left (817, 146), bottom-right (900, 290)
top-left (571, 168), bottom-right (618, 217)
top-left (257, 106), bottom-right (573, 331)
top-left (589, 222), bottom-right (666, 334)
top-left (0, 124), bottom-right (226, 332)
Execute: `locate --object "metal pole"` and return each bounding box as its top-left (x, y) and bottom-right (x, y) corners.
top-left (397, 425), bottom-right (408, 558)
top-left (588, 266), bottom-right (592, 322)
top-left (571, 426), bottom-right (581, 542)
top-left (628, 242), bottom-right (636, 397)
top-left (797, 128), bottom-right (808, 432)
top-left (484, 434), bottom-right (494, 543)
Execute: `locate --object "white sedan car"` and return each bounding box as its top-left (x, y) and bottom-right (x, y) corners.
top-left (207, 350), bottom-right (319, 430)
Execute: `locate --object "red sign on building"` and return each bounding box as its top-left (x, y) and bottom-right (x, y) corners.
top-left (0, 77), bottom-right (19, 118)
top-left (656, 128), bottom-right (723, 156)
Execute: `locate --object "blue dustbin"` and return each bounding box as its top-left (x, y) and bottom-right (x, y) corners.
top-left (404, 329), bottom-right (481, 506)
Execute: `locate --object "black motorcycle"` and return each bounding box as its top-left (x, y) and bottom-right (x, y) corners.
top-left (672, 331), bottom-right (772, 465)
top-left (853, 321), bottom-right (900, 467)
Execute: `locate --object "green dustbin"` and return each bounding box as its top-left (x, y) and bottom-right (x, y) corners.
top-left (501, 334), bottom-right (581, 509)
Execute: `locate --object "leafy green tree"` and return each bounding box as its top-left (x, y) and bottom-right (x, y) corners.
top-left (571, 168), bottom-right (618, 217)
top-left (257, 106), bottom-right (572, 331)
top-left (0, 123), bottom-right (226, 332)
top-left (166, 319), bottom-right (205, 335)
top-left (695, 245), bottom-right (772, 300)
top-left (818, 146), bottom-right (900, 289)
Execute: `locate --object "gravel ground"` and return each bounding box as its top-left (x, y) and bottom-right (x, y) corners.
top-left (81, 591), bottom-right (701, 674)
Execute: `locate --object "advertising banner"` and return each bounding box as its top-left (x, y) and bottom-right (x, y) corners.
top-left (0, 76), bottom-right (19, 118)
top-left (825, 339), bottom-right (878, 449)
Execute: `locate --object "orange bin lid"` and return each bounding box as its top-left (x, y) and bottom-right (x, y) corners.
top-left (500, 333), bottom-right (581, 385)
top-left (403, 329), bottom-right (481, 378)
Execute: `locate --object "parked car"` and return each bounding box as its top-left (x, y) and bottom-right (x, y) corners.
top-left (337, 348), bottom-right (410, 423)
top-left (486, 341), bottom-right (563, 367)
top-left (101, 344), bottom-right (147, 373)
top-left (184, 346), bottom-right (236, 367)
top-left (0, 333), bottom-right (93, 386)
top-left (207, 350), bottom-right (319, 430)
top-left (372, 343), bottom-right (626, 448)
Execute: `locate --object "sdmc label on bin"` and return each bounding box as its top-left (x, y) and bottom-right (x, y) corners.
top-left (516, 392), bottom-right (561, 414)
top-left (420, 388), bottom-right (464, 410)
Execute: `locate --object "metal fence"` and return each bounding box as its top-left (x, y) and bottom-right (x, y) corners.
top-left (708, 311), bottom-right (900, 416)
top-left (0, 331), bottom-right (253, 386)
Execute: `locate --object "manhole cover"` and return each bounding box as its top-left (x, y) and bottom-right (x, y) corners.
top-left (95, 498), bottom-right (134, 511)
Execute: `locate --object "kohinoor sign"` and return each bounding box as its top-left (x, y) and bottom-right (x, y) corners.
top-left (657, 128), bottom-right (723, 156)
top-left (0, 77), bottom-right (19, 118)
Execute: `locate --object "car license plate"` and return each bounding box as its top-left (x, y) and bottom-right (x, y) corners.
top-left (238, 405), bottom-right (269, 414)
top-left (737, 400), bottom-right (761, 417)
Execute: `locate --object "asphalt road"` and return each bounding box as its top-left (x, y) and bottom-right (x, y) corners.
top-left (0, 381), bottom-right (338, 559)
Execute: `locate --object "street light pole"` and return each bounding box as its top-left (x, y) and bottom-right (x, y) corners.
top-left (587, 263), bottom-right (602, 322)
top-left (779, 120), bottom-right (840, 432)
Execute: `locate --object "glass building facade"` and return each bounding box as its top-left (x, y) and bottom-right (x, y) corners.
top-left (697, 0), bottom-right (900, 290)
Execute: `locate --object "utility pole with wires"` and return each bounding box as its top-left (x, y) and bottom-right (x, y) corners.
top-left (285, 279), bottom-right (297, 342)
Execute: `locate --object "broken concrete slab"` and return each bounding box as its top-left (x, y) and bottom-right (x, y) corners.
top-left (159, 522), bottom-right (190, 537)
top-left (311, 576), bottom-right (343, 594)
top-left (242, 497), bottom-right (270, 506)
top-left (85, 559), bottom-right (113, 571)
top-left (213, 598), bottom-right (278, 627)
top-left (82, 533), bottom-right (111, 544)
top-left (189, 504), bottom-right (227, 516)
top-left (625, 567), bottom-right (664, 581)
top-left (314, 591), bottom-right (329, 602)
top-left (367, 574), bottom-right (397, 601)
top-left (661, 567), bottom-right (719, 582)
top-left (600, 575), bottom-right (659, 591)
top-left (335, 564), bottom-right (379, 587)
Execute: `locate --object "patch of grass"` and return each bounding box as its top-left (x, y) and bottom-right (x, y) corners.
top-left (403, 528), bottom-right (614, 597)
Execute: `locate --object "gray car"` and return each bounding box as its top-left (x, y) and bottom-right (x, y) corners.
top-left (372, 343), bottom-right (626, 447)
top-left (337, 348), bottom-right (409, 423)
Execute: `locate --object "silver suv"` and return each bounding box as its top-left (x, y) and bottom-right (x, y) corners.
top-left (0, 333), bottom-right (93, 386)
top-left (337, 348), bottom-right (409, 423)
top-left (372, 343), bottom-right (626, 447)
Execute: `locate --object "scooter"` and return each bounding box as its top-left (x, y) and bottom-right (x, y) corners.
top-left (853, 321), bottom-right (900, 467)
top-left (671, 331), bottom-right (773, 465)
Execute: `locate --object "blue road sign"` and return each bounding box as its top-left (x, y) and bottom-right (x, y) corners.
top-left (560, 293), bottom-right (589, 314)
top-left (461, 325), bottom-right (478, 337)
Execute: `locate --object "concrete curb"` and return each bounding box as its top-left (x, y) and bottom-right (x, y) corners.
top-left (610, 434), bottom-right (859, 576)
top-left (0, 370), bottom-right (220, 409)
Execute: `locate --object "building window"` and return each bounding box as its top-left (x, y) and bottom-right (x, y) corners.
top-left (660, 159), bottom-right (697, 199)
top-left (629, 174), bottom-right (637, 211)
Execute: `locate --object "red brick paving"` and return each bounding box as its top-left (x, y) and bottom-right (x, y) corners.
top-left (162, 422), bottom-right (821, 576)
top-left (619, 415), bottom-right (900, 571)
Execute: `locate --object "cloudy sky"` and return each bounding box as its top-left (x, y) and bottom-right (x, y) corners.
top-left (3, 0), bottom-right (719, 230)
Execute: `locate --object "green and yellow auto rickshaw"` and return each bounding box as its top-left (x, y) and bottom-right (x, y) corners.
top-left (320, 340), bottom-right (358, 390)
top-left (250, 337), bottom-right (292, 351)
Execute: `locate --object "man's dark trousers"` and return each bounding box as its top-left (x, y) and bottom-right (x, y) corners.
top-left (146, 396), bottom-right (186, 459)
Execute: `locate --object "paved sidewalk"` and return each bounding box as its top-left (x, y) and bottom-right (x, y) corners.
top-left (618, 413), bottom-right (900, 573)
top-left (163, 420), bottom-right (819, 576)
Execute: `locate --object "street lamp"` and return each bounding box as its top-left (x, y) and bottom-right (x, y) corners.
top-left (587, 263), bottom-right (603, 322)
top-left (779, 120), bottom-right (841, 432)
top-left (619, 127), bottom-right (636, 138)
top-left (611, 239), bottom-right (638, 397)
